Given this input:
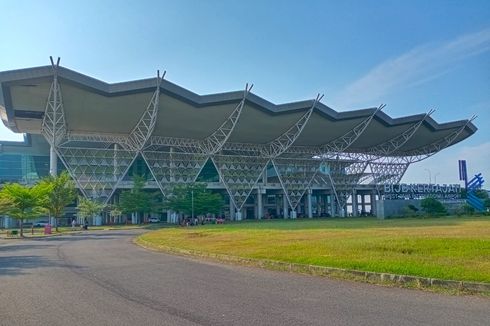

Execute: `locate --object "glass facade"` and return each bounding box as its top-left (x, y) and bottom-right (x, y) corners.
top-left (0, 154), bottom-right (50, 185)
top-left (125, 156), bottom-right (153, 180)
top-left (196, 159), bottom-right (219, 183)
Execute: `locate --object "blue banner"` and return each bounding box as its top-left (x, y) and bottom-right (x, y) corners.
top-left (458, 160), bottom-right (467, 182)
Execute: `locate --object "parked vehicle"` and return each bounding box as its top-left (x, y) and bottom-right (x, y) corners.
top-left (148, 217), bottom-right (160, 223)
top-left (34, 221), bottom-right (49, 227)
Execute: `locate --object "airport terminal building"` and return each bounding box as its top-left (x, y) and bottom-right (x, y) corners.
top-left (0, 60), bottom-right (477, 222)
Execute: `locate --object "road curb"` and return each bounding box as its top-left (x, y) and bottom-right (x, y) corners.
top-left (0, 231), bottom-right (84, 240)
top-left (136, 238), bottom-right (490, 295)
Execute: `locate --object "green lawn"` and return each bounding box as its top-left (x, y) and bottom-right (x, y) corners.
top-left (137, 217), bottom-right (490, 283)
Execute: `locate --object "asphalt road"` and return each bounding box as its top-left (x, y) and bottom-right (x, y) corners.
top-left (0, 230), bottom-right (488, 326)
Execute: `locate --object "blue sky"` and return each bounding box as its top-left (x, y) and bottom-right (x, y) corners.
top-left (1, 0), bottom-right (489, 184)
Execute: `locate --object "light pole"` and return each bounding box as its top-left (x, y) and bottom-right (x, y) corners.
top-left (434, 173), bottom-right (440, 185)
top-left (424, 168), bottom-right (432, 184)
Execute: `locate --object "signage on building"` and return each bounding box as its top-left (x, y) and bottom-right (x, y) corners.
top-left (383, 183), bottom-right (462, 200)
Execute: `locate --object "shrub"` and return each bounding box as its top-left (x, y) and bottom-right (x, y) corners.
top-left (421, 197), bottom-right (447, 216)
top-left (462, 204), bottom-right (475, 215)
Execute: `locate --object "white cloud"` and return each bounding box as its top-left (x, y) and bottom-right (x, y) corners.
top-left (403, 141), bottom-right (490, 186)
top-left (332, 28), bottom-right (490, 109)
top-left (0, 123), bottom-right (24, 141)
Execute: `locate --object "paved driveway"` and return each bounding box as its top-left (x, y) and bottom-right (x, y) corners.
top-left (0, 230), bottom-right (488, 326)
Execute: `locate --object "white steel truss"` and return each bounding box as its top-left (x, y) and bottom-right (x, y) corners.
top-left (36, 58), bottom-right (475, 210)
top-left (402, 116), bottom-right (476, 163)
top-left (128, 70), bottom-right (165, 150)
top-left (145, 136), bottom-right (202, 153)
top-left (365, 110), bottom-right (434, 157)
top-left (272, 158), bottom-right (320, 210)
top-left (262, 94), bottom-right (322, 158)
top-left (305, 107), bottom-right (382, 214)
top-left (200, 84), bottom-right (252, 155)
top-left (369, 162), bottom-right (409, 185)
top-left (57, 146), bottom-right (134, 200)
top-left (329, 161), bottom-right (368, 187)
top-left (141, 151), bottom-right (209, 196)
top-left (266, 105), bottom-right (382, 160)
top-left (145, 83), bottom-right (252, 154)
top-left (212, 94), bottom-right (321, 211)
top-left (49, 69), bottom-right (165, 203)
top-left (319, 104), bottom-right (384, 155)
top-left (211, 155), bottom-right (270, 211)
top-left (41, 57), bottom-right (66, 146)
top-left (58, 133), bottom-right (136, 150)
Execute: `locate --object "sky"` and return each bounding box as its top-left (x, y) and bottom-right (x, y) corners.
top-left (0, 0), bottom-right (489, 185)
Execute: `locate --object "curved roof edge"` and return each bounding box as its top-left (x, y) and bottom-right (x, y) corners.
top-left (0, 65), bottom-right (478, 135)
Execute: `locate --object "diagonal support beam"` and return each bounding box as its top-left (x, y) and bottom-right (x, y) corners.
top-left (59, 132), bottom-right (136, 151)
top-left (272, 158), bottom-right (320, 210)
top-left (128, 70), bottom-right (165, 150)
top-left (366, 109), bottom-right (434, 157)
top-left (211, 155), bottom-right (270, 211)
top-left (199, 83), bottom-right (252, 155)
top-left (41, 56), bottom-right (66, 146)
top-left (263, 94), bottom-right (323, 158)
top-left (214, 94), bottom-right (322, 212)
top-left (402, 116), bottom-right (476, 163)
top-left (298, 106), bottom-right (382, 210)
top-left (144, 83), bottom-right (252, 155)
top-left (369, 162), bottom-right (410, 185)
top-left (320, 104), bottom-right (384, 155)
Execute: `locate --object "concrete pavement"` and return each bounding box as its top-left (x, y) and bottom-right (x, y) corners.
top-left (0, 230), bottom-right (488, 326)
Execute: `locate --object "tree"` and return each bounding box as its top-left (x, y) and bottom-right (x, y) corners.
top-left (108, 206), bottom-right (122, 224)
top-left (39, 171), bottom-right (77, 231)
top-left (421, 197), bottom-right (447, 216)
top-left (0, 183), bottom-right (49, 237)
top-left (77, 197), bottom-right (106, 226)
top-left (164, 183), bottom-right (224, 218)
top-left (474, 189), bottom-right (489, 200)
top-left (118, 176), bottom-right (162, 224)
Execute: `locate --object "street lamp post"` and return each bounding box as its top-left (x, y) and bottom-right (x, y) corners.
top-left (424, 168), bottom-right (432, 184)
top-left (434, 173), bottom-right (440, 184)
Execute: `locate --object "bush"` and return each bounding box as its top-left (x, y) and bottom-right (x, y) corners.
top-left (421, 197), bottom-right (447, 216)
top-left (401, 204), bottom-right (419, 217)
top-left (463, 204), bottom-right (475, 215)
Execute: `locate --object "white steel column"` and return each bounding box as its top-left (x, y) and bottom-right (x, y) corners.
top-left (229, 197), bottom-right (235, 221)
top-left (371, 191), bottom-right (377, 216)
top-left (283, 195), bottom-right (289, 219)
top-left (361, 194), bottom-right (366, 215)
top-left (49, 145), bottom-right (57, 176)
top-left (275, 195), bottom-right (281, 218)
top-left (352, 190), bottom-right (358, 217)
top-left (307, 189), bottom-right (313, 218)
top-left (113, 143), bottom-right (118, 181)
top-left (290, 209), bottom-right (297, 219)
top-left (316, 195), bottom-right (322, 217)
top-left (330, 194), bottom-right (336, 217)
top-left (257, 188), bottom-right (263, 220)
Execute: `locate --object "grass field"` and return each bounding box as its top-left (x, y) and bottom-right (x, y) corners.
top-left (138, 217), bottom-right (490, 283)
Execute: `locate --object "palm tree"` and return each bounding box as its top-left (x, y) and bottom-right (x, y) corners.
top-left (0, 183), bottom-right (49, 237)
top-left (39, 171), bottom-right (77, 232)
